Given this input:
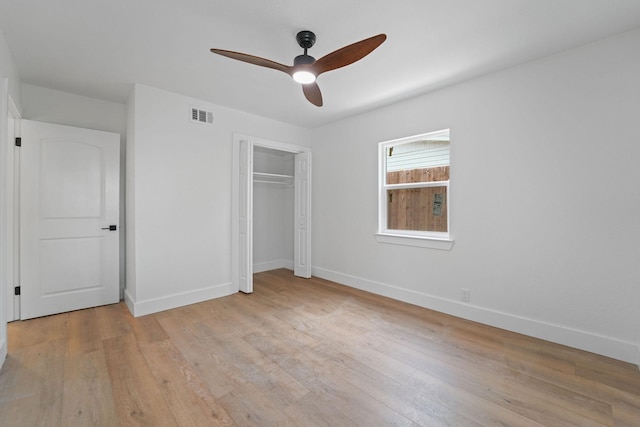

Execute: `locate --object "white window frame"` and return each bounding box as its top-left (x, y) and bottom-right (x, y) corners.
top-left (376, 129), bottom-right (454, 250)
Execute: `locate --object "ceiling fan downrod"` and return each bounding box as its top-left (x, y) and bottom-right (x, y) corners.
top-left (294, 30), bottom-right (316, 66)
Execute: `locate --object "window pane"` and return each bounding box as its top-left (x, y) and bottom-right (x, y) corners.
top-left (386, 140), bottom-right (449, 183)
top-left (387, 185), bottom-right (448, 232)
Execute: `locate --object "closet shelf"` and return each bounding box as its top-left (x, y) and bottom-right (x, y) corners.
top-left (253, 172), bottom-right (294, 185)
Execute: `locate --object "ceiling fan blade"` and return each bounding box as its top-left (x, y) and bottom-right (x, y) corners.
top-left (312, 34), bottom-right (387, 76)
top-left (210, 49), bottom-right (293, 75)
top-left (302, 82), bottom-right (323, 107)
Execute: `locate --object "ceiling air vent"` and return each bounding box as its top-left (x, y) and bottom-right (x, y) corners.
top-left (190, 106), bottom-right (214, 125)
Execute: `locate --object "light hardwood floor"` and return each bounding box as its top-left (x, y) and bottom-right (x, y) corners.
top-left (1, 269), bottom-right (639, 426)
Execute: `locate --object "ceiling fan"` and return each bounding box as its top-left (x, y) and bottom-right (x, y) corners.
top-left (210, 31), bottom-right (387, 107)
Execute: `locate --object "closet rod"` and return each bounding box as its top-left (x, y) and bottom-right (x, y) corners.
top-left (253, 179), bottom-right (293, 185)
top-left (253, 172), bottom-right (294, 179)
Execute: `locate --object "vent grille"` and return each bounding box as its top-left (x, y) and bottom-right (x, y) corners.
top-left (190, 107), bottom-right (214, 125)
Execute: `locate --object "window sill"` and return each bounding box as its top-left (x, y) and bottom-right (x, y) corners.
top-left (375, 233), bottom-right (454, 250)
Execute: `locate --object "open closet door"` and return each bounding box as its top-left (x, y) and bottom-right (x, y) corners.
top-left (294, 152), bottom-right (311, 278)
top-left (238, 140), bottom-right (253, 293)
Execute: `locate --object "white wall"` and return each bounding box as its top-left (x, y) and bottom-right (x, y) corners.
top-left (310, 28), bottom-right (640, 364)
top-left (21, 84), bottom-right (126, 136)
top-left (0, 30), bottom-right (20, 112)
top-left (125, 88), bottom-right (137, 305)
top-left (20, 84), bottom-right (128, 294)
top-left (126, 84), bottom-right (310, 316)
top-left (0, 27), bottom-right (21, 367)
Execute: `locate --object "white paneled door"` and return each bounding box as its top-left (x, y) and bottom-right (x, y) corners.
top-left (238, 139), bottom-right (253, 293)
top-left (294, 152), bottom-right (311, 278)
top-left (20, 120), bottom-right (120, 319)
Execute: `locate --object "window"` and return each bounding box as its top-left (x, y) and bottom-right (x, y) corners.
top-left (377, 129), bottom-right (453, 250)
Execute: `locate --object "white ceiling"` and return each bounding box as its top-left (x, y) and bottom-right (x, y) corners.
top-left (1, 0), bottom-right (640, 128)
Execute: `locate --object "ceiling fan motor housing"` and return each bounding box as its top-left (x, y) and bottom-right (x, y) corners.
top-left (294, 54), bottom-right (315, 66)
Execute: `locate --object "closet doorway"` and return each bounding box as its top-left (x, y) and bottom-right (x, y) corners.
top-left (232, 134), bottom-right (311, 293)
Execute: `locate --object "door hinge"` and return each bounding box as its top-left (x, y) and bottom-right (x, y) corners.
top-left (14, 286), bottom-right (21, 296)
top-left (15, 137), bottom-right (21, 147)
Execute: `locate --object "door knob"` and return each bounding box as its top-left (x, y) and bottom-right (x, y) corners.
top-left (101, 225), bottom-right (117, 231)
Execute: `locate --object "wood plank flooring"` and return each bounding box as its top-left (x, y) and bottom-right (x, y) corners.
top-left (1, 269), bottom-right (639, 426)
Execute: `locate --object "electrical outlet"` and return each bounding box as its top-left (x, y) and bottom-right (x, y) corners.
top-left (460, 288), bottom-right (470, 303)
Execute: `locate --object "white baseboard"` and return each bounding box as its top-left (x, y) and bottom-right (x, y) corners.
top-left (124, 281), bottom-right (236, 317)
top-left (311, 266), bottom-right (639, 365)
top-left (254, 259), bottom-right (293, 273)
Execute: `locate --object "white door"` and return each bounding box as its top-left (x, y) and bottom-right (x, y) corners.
top-left (294, 152), bottom-right (311, 278)
top-left (20, 120), bottom-right (120, 319)
top-left (238, 139), bottom-right (253, 293)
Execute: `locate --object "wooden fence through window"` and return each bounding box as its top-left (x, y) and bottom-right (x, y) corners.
top-left (387, 166), bottom-right (449, 232)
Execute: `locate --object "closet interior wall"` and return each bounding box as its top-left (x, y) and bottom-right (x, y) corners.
top-left (252, 146), bottom-right (295, 273)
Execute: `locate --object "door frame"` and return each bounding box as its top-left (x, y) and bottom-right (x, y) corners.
top-left (231, 134), bottom-right (311, 293)
top-left (1, 80), bottom-right (20, 367)
top-left (3, 95), bottom-right (20, 323)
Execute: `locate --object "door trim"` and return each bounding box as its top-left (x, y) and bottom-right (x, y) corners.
top-left (4, 96), bottom-right (20, 323)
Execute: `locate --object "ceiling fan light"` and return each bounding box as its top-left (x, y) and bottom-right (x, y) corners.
top-left (293, 70), bottom-right (316, 84)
